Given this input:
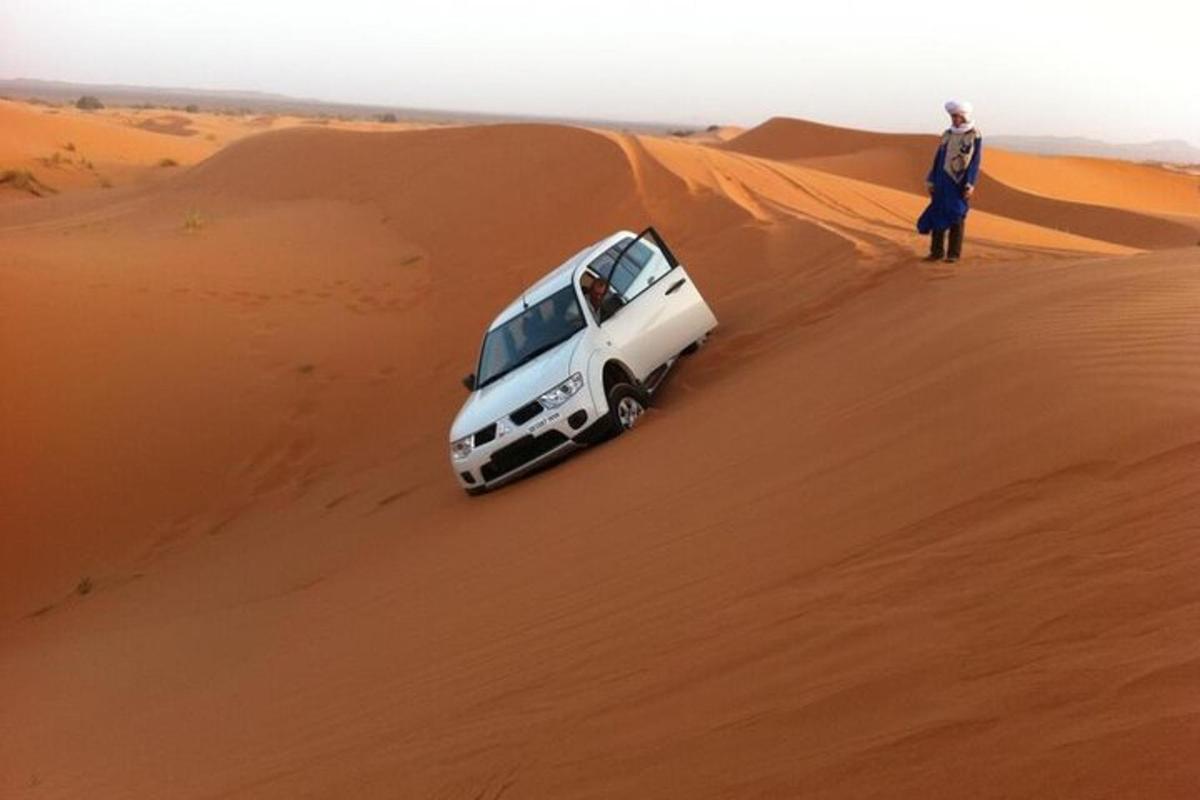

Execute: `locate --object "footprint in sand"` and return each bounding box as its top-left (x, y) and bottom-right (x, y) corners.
top-left (324, 492), bottom-right (354, 510)
top-left (375, 488), bottom-right (413, 509)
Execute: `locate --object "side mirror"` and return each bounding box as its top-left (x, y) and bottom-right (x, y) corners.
top-left (598, 293), bottom-right (624, 323)
top-left (462, 373), bottom-right (476, 391)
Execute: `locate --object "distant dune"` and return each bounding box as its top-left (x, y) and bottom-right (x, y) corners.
top-left (723, 117), bottom-right (1200, 249)
top-left (0, 77), bottom-right (689, 134)
top-left (984, 148), bottom-right (1200, 223)
top-left (2, 105), bottom-right (1198, 799)
top-left (0, 98), bottom-right (435, 198)
top-left (987, 134), bottom-right (1200, 165)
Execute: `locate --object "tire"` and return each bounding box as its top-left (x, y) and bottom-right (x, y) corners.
top-left (606, 382), bottom-right (648, 435)
top-left (681, 333), bottom-right (709, 356)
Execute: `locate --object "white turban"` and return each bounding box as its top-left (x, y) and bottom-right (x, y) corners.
top-left (945, 100), bottom-right (974, 120)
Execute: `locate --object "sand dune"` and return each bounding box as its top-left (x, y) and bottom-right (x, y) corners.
top-left (984, 148), bottom-right (1200, 221)
top-left (0, 99), bottom-right (219, 195)
top-left (0, 99), bottom-right (433, 200)
top-left (2, 112), bottom-right (1199, 799)
top-left (724, 117), bottom-right (1200, 249)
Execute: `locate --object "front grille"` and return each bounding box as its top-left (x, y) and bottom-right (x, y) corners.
top-left (480, 431), bottom-right (568, 482)
top-left (473, 423), bottom-right (497, 446)
top-left (510, 401), bottom-right (543, 426)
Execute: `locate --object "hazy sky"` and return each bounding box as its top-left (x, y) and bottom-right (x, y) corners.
top-left (3, 0), bottom-right (1197, 142)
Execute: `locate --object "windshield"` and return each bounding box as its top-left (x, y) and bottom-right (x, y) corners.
top-left (476, 284), bottom-right (585, 388)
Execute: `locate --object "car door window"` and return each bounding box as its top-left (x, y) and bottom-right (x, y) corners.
top-left (616, 240), bottom-right (671, 303)
top-left (587, 235), bottom-right (675, 313)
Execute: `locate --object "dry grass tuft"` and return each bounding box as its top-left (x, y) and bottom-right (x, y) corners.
top-left (0, 169), bottom-right (56, 197)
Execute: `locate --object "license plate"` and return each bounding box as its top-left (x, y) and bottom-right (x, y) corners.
top-left (528, 412), bottom-right (560, 434)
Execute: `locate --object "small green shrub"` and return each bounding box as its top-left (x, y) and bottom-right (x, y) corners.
top-left (76, 95), bottom-right (104, 111)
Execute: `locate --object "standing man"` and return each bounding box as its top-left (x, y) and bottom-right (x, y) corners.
top-left (918, 100), bottom-right (983, 263)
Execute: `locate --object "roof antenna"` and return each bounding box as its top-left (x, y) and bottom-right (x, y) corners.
top-left (522, 293), bottom-right (529, 309)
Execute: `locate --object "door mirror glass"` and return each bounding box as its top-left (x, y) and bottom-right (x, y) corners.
top-left (598, 292), bottom-right (625, 323)
top-left (462, 372), bottom-right (476, 391)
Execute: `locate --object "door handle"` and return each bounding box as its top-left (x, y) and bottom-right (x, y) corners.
top-left (665, 278), bottom-right (688, 295)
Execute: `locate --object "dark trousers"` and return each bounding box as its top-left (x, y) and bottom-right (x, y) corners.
top-left (929, 221), bottom-right (965, 259)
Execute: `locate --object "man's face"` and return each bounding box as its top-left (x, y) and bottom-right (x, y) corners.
top-left (590, 280), bottom-right (607, 301)
top-left (951, 113), bottom-right (967, 127)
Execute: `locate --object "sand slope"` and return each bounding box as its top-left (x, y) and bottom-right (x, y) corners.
top-left (2, 115), bottom-right (1199, 799)
top-left (984, 148), bottom-right (1200, 220)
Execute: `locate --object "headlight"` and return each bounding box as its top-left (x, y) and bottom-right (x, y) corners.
top-left (539, 372), bottom-right (585, 409)
top-left (450, 435), bottom-right (473, 461)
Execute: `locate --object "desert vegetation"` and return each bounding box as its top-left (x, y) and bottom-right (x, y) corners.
top-left (0, 168), bottom-right (55, 196)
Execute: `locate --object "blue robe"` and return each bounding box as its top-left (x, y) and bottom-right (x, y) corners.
top-left (917, 131), bottom-right (983, 234)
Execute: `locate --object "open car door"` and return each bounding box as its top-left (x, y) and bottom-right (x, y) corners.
top-left (596, 227), bottom-right (717, 381)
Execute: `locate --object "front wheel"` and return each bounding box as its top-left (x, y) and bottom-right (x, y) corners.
top-left (606, 383), bottom-right (647, 434)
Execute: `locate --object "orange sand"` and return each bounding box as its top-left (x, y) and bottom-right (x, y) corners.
top-left (0, 98), bottom-right (431, 198)
top-left (983, 148), bottom-right (1200, 221)
top-left (2, 110), bottom-right (1198, 799)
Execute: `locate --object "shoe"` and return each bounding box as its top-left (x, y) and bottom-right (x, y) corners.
top-left (945, 256), bottom-right (959, 263)
top-left (923, 254), bottom-right (943, 262)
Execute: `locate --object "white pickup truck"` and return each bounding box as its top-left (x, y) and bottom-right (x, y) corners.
top-left (448, 228), bottom-right (718, 494)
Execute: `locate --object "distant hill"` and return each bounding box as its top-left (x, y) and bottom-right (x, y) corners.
top-left (8, 78), bottom-right (1196, 164)
top-left (988, 135), bottom-right (1200, 165)
top-left (0, 77), bottom-right (678, 133)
